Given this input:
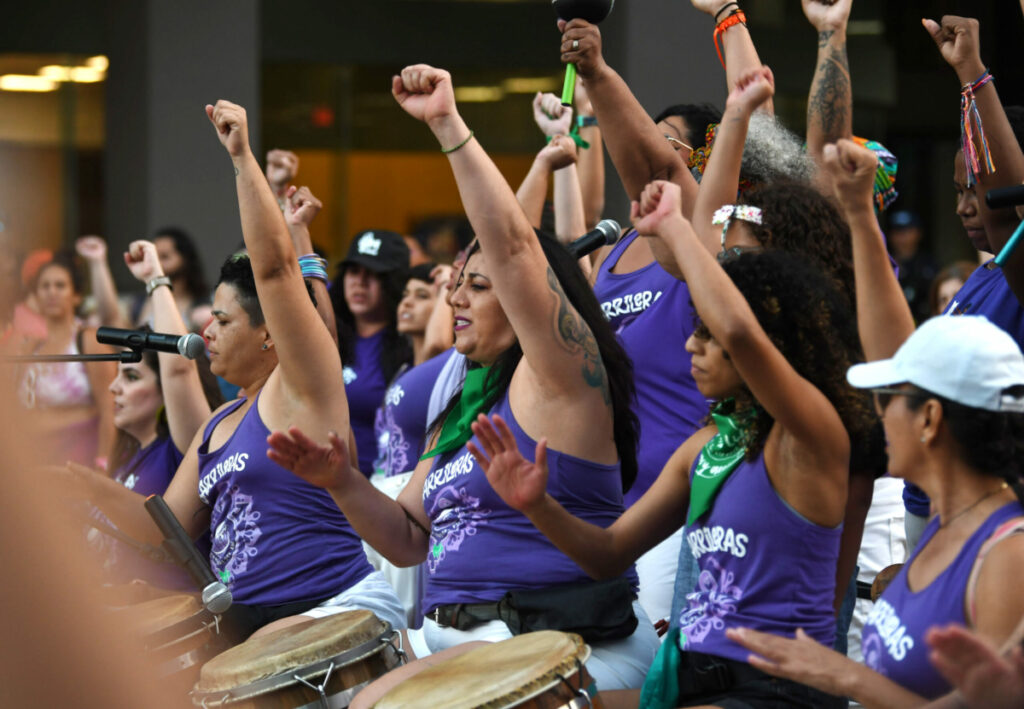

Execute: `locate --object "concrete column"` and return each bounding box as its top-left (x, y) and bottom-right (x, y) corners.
top-left (601, 0), bottom-right (726, 222)
top-left (105, 0), bottom-right (260, 290)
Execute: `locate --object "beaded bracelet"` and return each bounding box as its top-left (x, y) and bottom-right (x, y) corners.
top-left (441, 130), bottom-right (475, 155)
top-left (714, 10), bottom-right (747, 70)
top-left (960, 68), bottom-right (995, 188)
top-left (298, 254), bottom-right (329, 284)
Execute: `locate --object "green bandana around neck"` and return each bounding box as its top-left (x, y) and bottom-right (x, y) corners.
top-left (420, 365), bottom-right (500, 460)
top-left (686, 399), bottom-right (757, 526)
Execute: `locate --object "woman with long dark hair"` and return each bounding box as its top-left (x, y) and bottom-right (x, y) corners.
top-left (329, 230), bottom-right (411, 475)
top-left (471, 178), bottom-right (865, 708)
top-left (267, 64), bottom-right (659, 690)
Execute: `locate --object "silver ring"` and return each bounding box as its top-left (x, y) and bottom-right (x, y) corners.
top-left (572, 39), bottom-right (580, 50)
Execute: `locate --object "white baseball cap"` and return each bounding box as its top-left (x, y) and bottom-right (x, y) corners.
top-left (847, 315), bottom-right (1024, 413)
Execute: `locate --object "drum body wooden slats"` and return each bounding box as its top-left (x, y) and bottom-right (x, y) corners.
top-left (113, 594), bottom-right (229, 699)
top-left (192, 610), bottom-right (401, 708)
top-left (373, 631), bottom-right (602, 709)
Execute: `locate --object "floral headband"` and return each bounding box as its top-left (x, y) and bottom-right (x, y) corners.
top-left (712, 204), bottom-right (763, 251)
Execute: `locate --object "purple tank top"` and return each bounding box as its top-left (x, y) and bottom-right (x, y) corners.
top-left (945, 261), bottom-right (1024, 347)
top-left (861, 501), bottom-right (1024, 698)
top-left (344, 331), bottom-right (389, 476)
top-left (115, 436), bottom-right (183, 497)
top-left (677, 451), bottom-right (842, 662)
top-left (420, 391), bottom-right (638, 612)
top-left (593, 229), bottom-right (707, 505)
top-left (197, 394), bottom-right (373, 605)
top-left (99, 436), bottom-right (196, 589)
top-left (373, 349), bottom-right (455, 477)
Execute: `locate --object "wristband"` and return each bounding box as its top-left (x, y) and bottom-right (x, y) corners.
top-left (441, 130), bottom-right (474, 154)
top-left (960, 69), bottom-right (995, 187)
top-left (298, 254), bottom-right (329, 284)
top-left (715, 2), bottom-right (739, 23)
top-left (714, 10), bottom-right (747, 70)
top-left (146, 276), bottom-right (172, 296)
top-left (576, 115), bottom-right (598, 128)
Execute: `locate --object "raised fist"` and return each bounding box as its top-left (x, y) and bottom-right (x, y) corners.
top-left (205, 100), bottom-right (251, 158)
top-left (391, 65), bottom-right (458, 127)
top-left (533, 92), bottom-right (573, 138)
top-left (266, 149), bottom-right (299, 193)
top-left (284, 185), bottom-right (323, 228)
top-left (123, 240), bottom-right (164, 284)
top-left (75, 235), bottom-right (108, 263)
top-left (821, 139), bottom-right (878, 216)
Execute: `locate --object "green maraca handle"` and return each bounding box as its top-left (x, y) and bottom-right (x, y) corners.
top-left (561, 63), bottom-right (577, 106)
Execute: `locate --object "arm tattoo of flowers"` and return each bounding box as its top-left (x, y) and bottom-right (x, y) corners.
top-left (546, 267), bottom-right (610, 406)
top-left (809, 30), bottom-right (851, 142)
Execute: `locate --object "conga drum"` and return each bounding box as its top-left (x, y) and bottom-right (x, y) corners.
top-left (191, 610), bottom-right (401, 708)
top-left (114, 594), bottom-right (229, 698)
top-left (373, 631), bottom-right (601, 709)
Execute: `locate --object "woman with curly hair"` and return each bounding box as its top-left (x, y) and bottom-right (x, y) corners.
top-left (725, 138), bottom-right (1024, 708)
top-left (473, 179), bottom-right (863, 708)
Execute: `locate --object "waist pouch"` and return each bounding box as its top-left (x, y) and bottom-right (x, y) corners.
top-left (497, 577), bottom-right (638, 643)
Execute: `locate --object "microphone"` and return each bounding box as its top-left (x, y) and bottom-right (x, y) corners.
top-left (96, 327), bottom-right (205, 360)
top-left (985, 185), bottom-right (1024, 210)
top-left (567, 219), bottom-right (621, 259)
top-left (144, 495), bottom-right (232, 614)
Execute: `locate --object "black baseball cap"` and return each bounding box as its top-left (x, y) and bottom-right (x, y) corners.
top-left (341, 230), bottom-right (410, 273)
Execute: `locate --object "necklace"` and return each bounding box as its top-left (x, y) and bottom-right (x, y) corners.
top-left (939, 482), bottom-right (1009, 529)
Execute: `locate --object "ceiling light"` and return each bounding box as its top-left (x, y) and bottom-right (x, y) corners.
top-left (39, 65), bottom-right (72, 81)
top-left (454, 86), bottom-right (504, 102)
top-left (502, 77), bottom-right (560, 94)
top-left (0, 74), bottom-right (58, 92)
top-left (69, 67), bottom-right (104, 83)
top-left (85, 55), bottom-right (109, 71)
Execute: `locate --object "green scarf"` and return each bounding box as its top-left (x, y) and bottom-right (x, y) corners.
top-left (686, 399), bottom-right (757, 526)
top-left (420, 365), bottom-right (500, 460)
top-left (638, 627), bottom-right (683, 709)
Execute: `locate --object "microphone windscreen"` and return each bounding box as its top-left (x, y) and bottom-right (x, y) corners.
top-left (179, 333), bottom-right (206, 360)
top-left (596, 219), bottom-right (621, 245)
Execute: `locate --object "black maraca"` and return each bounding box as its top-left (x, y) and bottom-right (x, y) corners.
top-left (553, 0), bottom-right (614, 105)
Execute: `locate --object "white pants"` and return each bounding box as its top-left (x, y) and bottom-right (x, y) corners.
top-left (300, 569), bottom-right (408, 631)
top-left (635, 527), bottom-right (683, 628)
top-left (848, 477), bottom-right (908, 709)
top-left (405, 601), bottom-right (660, 691)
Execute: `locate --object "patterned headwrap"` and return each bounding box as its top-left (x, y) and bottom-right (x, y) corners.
top-left (853, 137), bottom-right (899, 214)
top-left (712, 204), bottom-right (763, 250)
top-left (686, 123), bottom-right (900, 214)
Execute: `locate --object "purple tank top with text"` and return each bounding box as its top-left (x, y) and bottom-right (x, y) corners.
top-left (594, 230), bottom-right (706, 505)
top-left (197, 394), bottom-right (373, 605)
top-left (345, 331), bottom-right (389, 476)
top-left (374, 348), bottom-right (455, 477)
top-left (861, 501), bottom-right (1024, 698)
top-left (677, 451), bottom-right (842, 662)
top-left (420, 391), bottom-right (638, 612)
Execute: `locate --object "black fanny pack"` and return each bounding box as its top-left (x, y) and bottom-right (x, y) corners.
top-left (496, 577), bottom-right (638, 643)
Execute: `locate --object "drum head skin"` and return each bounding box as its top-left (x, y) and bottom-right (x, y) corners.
top-left (374, 631), bottom-right (590, 709)
top-left (114, 594), bottom-right (202, 637)
top-left (196, 610), bottom-right (387, 692)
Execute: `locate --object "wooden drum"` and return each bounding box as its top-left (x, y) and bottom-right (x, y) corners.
top-left (114, 594), bottom-right (229, 698)
top-left (373, 631), bottom-right (601, 709)
top-left (191, 610), bottom-right (401, 708)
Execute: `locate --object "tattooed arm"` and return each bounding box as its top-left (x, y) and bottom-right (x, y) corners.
top-left (392, 65), bottom-right (614, 434)
top-left (803, 0), bottom-right (853, 168)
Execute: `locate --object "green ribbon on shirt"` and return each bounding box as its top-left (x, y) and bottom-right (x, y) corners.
top-left (686, 399), bottom-right (757, 526)
top-left (420, 365), bottom-right (500, 460)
